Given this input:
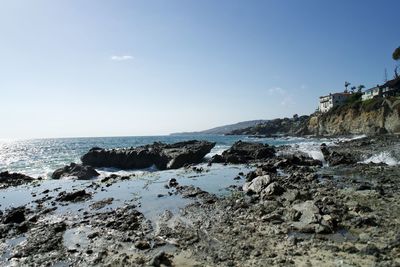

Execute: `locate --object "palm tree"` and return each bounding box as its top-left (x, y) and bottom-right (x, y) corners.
top-left (393, 47), bottom-right (400, 78)
top-left (350, 86), bottom-right (356, 93)
top-left (344, 81), bottom-right (351, 93)
top-left (357, 85), bottom-right (365, 93)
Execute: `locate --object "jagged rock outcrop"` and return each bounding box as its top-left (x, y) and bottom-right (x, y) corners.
top-left (0, 171), bottom-right (35, 189)
top-left (81, 140), bottom-right (215, 170)
top-left (51, 163), bottom-right (100, 180)
top-left (211, 141), bottom-right (275, 164)
top-left (320, 143), bottom-right (357, 166)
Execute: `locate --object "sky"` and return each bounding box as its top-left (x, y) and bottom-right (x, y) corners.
top-left (0, 0), bottom-right (399, 139)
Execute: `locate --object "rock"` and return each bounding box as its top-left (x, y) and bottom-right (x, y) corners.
top-left (0, 171), bottom-right (34, 189)
top-left (168, 178), bottom-right (179, 187)
top-left (90, 205), bottom-right (146, 234)
top-left (51, 163), bottom-right (100, 180)
top-left (361, 244), bottom-right (380, 256)
top-left (81, 140), bottom-right (215, 170)
top-left (56, 190), bottom-right (91, 202)
top-left (320, 143), bottom-right (357, 166)
top-left (211, 141), bottom-right (275, 164)
top-left (149, 251), bottom-right (173, 267)
top-left (17, 222), bottom-right (66, 257)
top-left (262, 182), bottom-right (284, 196)
top-left (243, 175), bottom-right (273, 194)
top-left (3, 207), bottom-right (26, 224)
top-left (275, 155), bottom-right (322, 168)
top-left (290, 201), bottom-right (331, 233)
top-left (90, 198), bottom-right (114, 210)
top-left (135, 240), bottom-right (151, 250)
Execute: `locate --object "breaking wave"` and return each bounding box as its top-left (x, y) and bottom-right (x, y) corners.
top-left (362, 152), bottom-right (399, 166)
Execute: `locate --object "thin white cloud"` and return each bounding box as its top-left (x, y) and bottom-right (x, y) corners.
top-left (268, 87), bottom-right (286, 95)
top-left (110, 55), bottom-right (134, 61)
top-left (268, 87), bottom-right (295, 106)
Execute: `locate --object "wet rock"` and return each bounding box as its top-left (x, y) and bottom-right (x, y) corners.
top-left (90, 205), bottom-right (148, 235)
top-left (81, 140), bottom-right (215, 170)
top-left (211, 141), bottom-right (276, 164)
top-left (168, 178), bottom-right (179, 187)
top-left (3, 207), bottom-right (27, 224)
top-left (51, 163), bottom-right (99, 180)
top-left (56, 190), bottom-right (91, 202)
top-left (17, 222), bottom-right (66, 258)
top-left (0, 171), bottom-right (34, 189)
top-left (275, 155), bottom-right (322, 168)
top-left (320, 143), bottom-right (357, 166)
top-left (90, 197), bottom-right (114, 210)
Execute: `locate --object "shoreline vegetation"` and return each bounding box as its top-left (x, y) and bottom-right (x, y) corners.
top-left (0, 134), bottom-right (400, 266)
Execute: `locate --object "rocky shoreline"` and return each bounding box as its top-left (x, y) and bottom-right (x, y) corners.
top-left (0, 136), bottom-right (399, 266)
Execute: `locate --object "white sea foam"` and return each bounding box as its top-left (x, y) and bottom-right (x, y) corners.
top-left (362, 152), bottom-right (399, 166)
top-left (96, 165), bottom-right (157, 178)
top-left (205, 145), bottom-right (230, 158)
top-left (294, 142), bottom-right (325, 161)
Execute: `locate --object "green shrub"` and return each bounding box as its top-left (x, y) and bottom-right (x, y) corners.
top-left (362, 98), bottom-right (383, 112)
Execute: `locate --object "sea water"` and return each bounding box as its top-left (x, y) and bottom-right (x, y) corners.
top-left (0, 135), bottom-right (323, 178)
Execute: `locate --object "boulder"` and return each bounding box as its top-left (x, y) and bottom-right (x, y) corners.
top-left (2, 207), bottom-right (27, 224)
top-left (51, 163), bottom-right (99, 180)
top-left (290, 200), bottom-right (333, 233)
top-left (243, 175), bottom-right (273, 194)
top-left (320, 143), bottom-right (356, 166)
top-left (0, 171), bottom-right (34, 188)
top-left (56, 190), bottom-right (91, 202)
top-left (81, 140), bottom-right (215, 170)
top-left (211, 141), bottom-right (275, 164)
top-left (262, 182), bottom-right (284, 196)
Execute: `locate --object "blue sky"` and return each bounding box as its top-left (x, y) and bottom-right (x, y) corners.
top-left (0, 0), bottom-right (399, 138)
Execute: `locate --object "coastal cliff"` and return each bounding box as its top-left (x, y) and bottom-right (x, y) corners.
top-left (307, 97), bottom-right (400, 136)
top-left (226, 97), bottom-right (400, 137)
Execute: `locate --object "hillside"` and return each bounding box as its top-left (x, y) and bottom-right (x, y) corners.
top-left (227, 115), bottom-right (310, 136)
top-left (170, 120), bottom-right (268, 135)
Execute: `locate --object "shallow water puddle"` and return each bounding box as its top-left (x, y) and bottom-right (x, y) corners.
top-left (0, 235), bottom-right (27, 263)
top-left (0, 163), bottom-right (253, 223)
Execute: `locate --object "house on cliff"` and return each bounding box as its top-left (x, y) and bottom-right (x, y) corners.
top-left (319, 92), bottom-right (352, 113)
top-left (362, 77), bottom-right (400, 101)
top-left (362, 86), bottom-right (381, 101)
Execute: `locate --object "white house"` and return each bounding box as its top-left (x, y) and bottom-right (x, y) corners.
top-left (362, 86), bottom-right (381, 101)
top-left (362, 78), bottom-right (400, 101)
top-left (319, 93), bottom-right (351, 113)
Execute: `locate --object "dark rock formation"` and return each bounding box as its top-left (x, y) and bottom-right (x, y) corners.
top-left (320, 143), bottom-right (357, 166)
top-left (56, 190), bottom-right (91, 202)
top-left (211, 141), bottom-right (275, 164)
top-left (0, 171), bottom-right (34, 189)
top-left (2, 207), bottom-right (27, 224)
top-left (51, 163), bottom-right (99, 180)
top-left (81, 140), bottom-right (215, 170)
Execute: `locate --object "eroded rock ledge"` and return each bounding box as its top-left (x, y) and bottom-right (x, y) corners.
top-left (81, 140), bottom-right (216, 170)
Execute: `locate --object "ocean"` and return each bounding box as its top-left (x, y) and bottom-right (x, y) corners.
top-left (0, 135), bottom-right (325, 178)
top-left (0, 134), bottom-right (332, 225)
